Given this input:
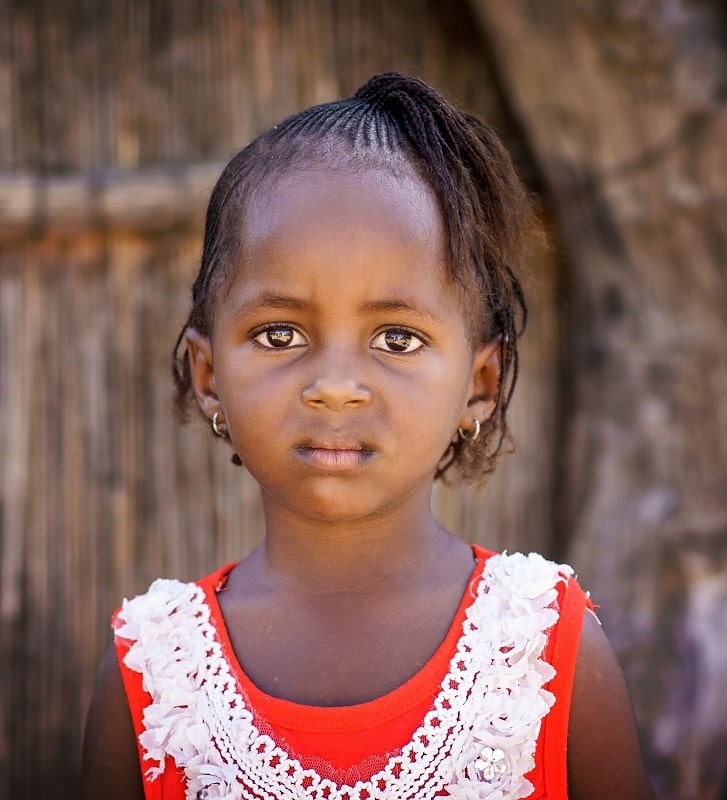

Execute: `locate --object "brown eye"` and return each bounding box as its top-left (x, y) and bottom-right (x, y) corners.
top-left (371, 328), bottom-right (425, 354)
top-left (254, 326), bottom-right (306, 349)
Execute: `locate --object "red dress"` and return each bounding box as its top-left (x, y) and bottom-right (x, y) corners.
top-left (114, 547), bottom-right (590, 799)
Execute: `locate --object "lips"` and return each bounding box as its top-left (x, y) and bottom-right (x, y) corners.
top-left (294, 440), bottom-right (374, 471)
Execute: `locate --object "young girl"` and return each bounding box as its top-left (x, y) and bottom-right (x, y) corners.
top-left (82, 73), bottom-right (655, 800)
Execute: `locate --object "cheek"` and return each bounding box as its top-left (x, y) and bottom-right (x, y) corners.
top-left (214, 364), bottom-right (287, 434)
top-left (216, 351), bottom-right (293, 400)
top-left (396, 355), bottom-right (473, 432)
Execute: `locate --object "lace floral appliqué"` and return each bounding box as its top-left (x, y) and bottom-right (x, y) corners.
top-left (115, 552), bottom-right (571, 800)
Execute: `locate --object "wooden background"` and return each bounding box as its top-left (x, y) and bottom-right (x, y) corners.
top-left (0, 1), bottom-right (725, 798)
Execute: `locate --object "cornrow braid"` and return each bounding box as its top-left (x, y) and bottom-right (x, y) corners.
top-left (172, 72), bottom-right (534, 482)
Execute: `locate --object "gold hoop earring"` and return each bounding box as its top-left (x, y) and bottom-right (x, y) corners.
top-left (211, 411), bottom-right (228, 438)
top-left (458, 417), bottom-right (481, 443)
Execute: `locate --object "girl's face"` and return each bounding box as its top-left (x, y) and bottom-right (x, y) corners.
top-left (189, 166), bottom-right (499, 524)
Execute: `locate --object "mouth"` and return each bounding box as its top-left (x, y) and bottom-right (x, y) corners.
top-left (294, 443), bottom-right (375, 471)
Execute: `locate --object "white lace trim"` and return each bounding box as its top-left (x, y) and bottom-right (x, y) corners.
top-left (115, 552), bottom-right (572, 800)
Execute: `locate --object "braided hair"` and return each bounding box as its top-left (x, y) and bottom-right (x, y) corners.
top-left (172, 73), bottom-right (534, 482)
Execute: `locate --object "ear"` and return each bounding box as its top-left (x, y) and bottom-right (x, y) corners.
top-left (459, 336), bottom-right (502, 432)
top-left (185, 328), bottom-right (220, 421)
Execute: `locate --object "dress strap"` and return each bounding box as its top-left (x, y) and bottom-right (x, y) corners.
top-left (113, 608), bottom-right (165, 800)
top-left (539, 576), bottom-right (592, 797)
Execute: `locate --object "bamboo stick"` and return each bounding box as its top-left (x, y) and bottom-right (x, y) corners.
top-left (0, 162), bottom-right (221, 237)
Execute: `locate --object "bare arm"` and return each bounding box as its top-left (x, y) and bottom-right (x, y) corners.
top-left (81, 644), bottom-right (145, 800)
top-left (567, 610), bottom-right (656, 800)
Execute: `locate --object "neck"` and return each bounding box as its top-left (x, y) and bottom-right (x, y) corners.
top-left (251, 493), bottom-right (458, 596)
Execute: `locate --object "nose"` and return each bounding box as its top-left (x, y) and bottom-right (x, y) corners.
top-left (301, 373), bottom-right (372, 411)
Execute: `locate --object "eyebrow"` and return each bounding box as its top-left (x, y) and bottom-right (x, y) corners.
top-left (359, 299), bottom-right (444, 325)
top-left (234, 294), bottom-right (309, 315)
top-left (233, 293), bottom-right (444, 324)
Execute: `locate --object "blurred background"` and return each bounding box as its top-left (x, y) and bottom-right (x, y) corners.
top-left (0, 1), bottom-right (725, 798)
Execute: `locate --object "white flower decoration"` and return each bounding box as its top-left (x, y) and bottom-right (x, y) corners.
top-left (472, 747), bottom-right (508, 781)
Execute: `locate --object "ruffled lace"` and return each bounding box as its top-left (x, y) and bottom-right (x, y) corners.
top-left (115, 552), bottom-right (571, 800)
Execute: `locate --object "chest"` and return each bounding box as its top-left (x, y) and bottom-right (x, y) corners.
top-left (218, 585), bottom-right (464, 706)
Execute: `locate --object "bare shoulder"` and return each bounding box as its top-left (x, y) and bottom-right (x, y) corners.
top-left (567, 609), bottom-right (656, 800)
top-left (81, 644), bottom-right (145, 800)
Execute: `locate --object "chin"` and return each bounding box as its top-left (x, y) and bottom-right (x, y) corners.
top-left (300, 498), bottom-right (377, 524)
top-left (282, 483), bottom-right (390, 524)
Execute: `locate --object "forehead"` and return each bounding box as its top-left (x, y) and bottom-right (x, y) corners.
top-left (218, 165), bottom-right (469, 328)
top-left (245, 165), bottom-right (439, 252)
top-left (243, 166), bottom-right (445, 283)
